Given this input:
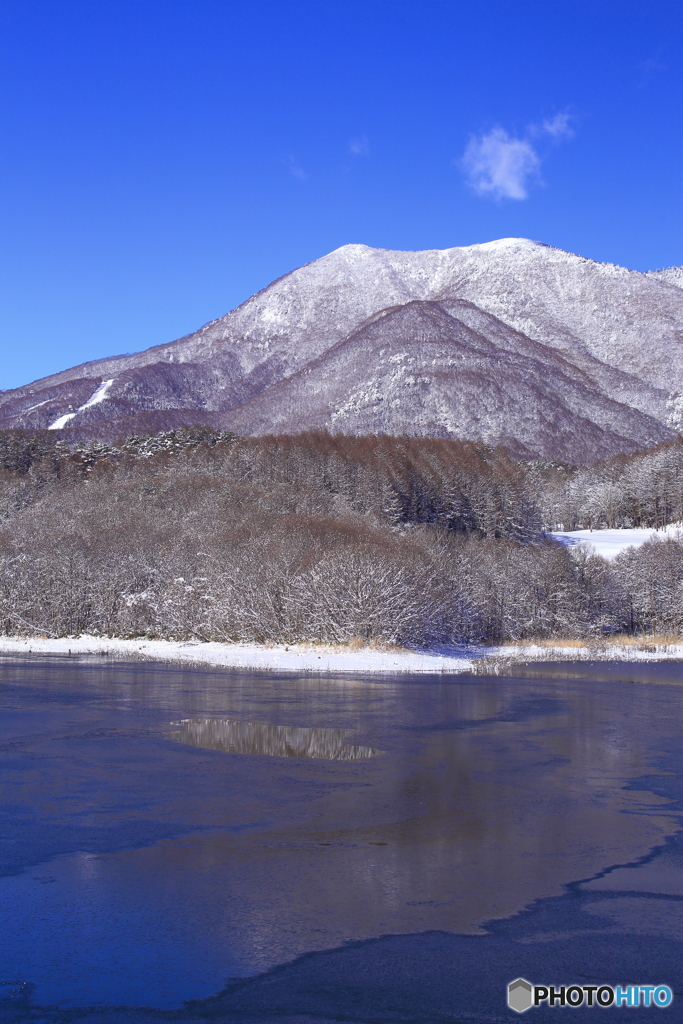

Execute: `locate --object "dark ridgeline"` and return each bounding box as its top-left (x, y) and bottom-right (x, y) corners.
top-left (1, 427), bottom-right (683, 645)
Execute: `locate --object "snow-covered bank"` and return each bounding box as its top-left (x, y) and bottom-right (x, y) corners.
top-left (0, 636), bottom-right (477, 674)
top-left (497, 641), bottom-right (683, 663)
top-left (0, 635), bottom-right (682, 674)
top-left (550, 523), bottom-right (683, 560)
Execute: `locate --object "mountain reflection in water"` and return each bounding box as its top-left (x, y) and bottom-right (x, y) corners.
top-left (169, 717), bottom-right (383, 760)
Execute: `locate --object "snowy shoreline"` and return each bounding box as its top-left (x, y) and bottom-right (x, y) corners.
top-left (0, 636), bottom-right (476, 674)
top-left (0, 635), bottom-right (682, 674)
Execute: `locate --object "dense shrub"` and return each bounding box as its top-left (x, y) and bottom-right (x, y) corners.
top-left (0, 427), bottom-right (680, 643)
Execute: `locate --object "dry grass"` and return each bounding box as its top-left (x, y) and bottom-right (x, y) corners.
top-left (506, 633), bottom-right (682, 651)
top-left (471, 632), bottom-right (683, 674)
top-left (508, 638), bottom-right (588, 649)
top-left (343, 637), bottom-right (402, 652)
top-left (603, 632), bottom-right (682, 647)
top-left (256, 637), bottom-right (403, 653)
top-left (267, 637), bottom-right (404, 653)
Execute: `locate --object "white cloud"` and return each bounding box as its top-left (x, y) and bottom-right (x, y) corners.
top-left (538, 112), bottom-right (574, 140)
top-left (287, 154), bottom-right (307, 180)
top-left (349, 135), bottom-right (369, 156)
top-left (461, 112), bottom-right (575, 201)
top-left (461, 128), bottom-right (540, 201)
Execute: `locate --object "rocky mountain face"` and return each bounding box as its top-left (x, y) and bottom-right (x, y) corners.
top-left (2, 237), bottom-right (683, 462)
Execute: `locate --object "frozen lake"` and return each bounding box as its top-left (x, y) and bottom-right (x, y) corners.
top-left (1, 657), bottom-right (683, 1021)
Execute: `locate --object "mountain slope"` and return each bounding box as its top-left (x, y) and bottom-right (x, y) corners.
top-left (646, 266), bottom-right (683, 289)
top-left (2, 238), bottom-right (683, 462)
top-left (223, 300), bottom-right (670, 461)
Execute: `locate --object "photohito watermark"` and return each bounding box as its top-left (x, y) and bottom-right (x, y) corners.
top-left (508, 978), bottom-right (673, 1012)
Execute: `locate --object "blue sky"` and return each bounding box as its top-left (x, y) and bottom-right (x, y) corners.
top-left (1, 0), bottom-right (682, 390)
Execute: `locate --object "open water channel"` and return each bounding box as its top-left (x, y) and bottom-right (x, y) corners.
top-left (1, 657), bottom-right (682, 1022)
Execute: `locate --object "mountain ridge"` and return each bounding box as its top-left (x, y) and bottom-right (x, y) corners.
top-left (2, 238), bottom-right (683, 463)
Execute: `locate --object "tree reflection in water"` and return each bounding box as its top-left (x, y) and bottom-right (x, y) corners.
top-left (168, 717), bottom-right (383, 760)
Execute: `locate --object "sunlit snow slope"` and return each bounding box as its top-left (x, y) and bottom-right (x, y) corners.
top-left (2, 238), bottom-right (683, 462)
top-left (550, 524), bottom-right (683, 560)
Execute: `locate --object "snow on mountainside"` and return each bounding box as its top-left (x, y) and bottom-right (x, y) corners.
top-left (2, 238), bottom-right (683, 463)
top-left (224, 299), bottom-right (669, 462)
top-left (646, 266), bottom-right (683, 289)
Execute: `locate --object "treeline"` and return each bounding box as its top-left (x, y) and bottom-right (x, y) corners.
top-left (0, 427), bottom-right (541, 538)
top-left (0, 428), bottom-right (682, 645)
top-left (541, 437), bottom-right (683, 530)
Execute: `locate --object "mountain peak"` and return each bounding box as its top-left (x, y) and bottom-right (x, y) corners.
top-left (329, 243), bottom-right (376, 257)
top-left (331, 238), bottom-right (550, 259)
top-left (2, 240), bottom-right (683, 463)
top-left (467, 237), bottom-right (547, 252)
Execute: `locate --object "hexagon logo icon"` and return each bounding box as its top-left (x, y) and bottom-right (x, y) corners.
top-left (508, 978), bottom-right (534, 1013)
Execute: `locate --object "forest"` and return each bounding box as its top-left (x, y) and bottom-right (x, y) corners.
top-left (0, 427), bottom-right (682, 646)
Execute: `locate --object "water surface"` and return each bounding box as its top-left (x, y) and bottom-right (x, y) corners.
top-left (1, 657), bottom-right (682, 1018)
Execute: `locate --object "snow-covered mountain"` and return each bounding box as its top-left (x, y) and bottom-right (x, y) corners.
top-left (3, 238), bottom-right (683, 461)
top-left (646, 265), bottom-right (683, 289)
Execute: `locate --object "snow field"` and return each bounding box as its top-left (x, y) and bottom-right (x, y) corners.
top-left (0, 636), bottom-right (476, 674)
top-left (549, 524), bottom-right (683, 560)
top-left (0, 635), bottom-right (681, 673)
